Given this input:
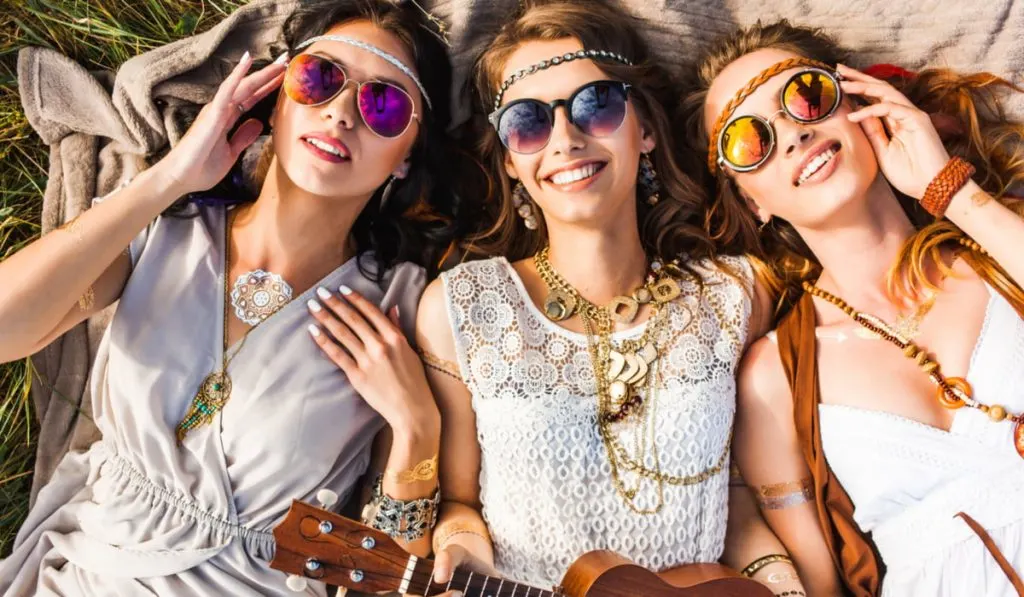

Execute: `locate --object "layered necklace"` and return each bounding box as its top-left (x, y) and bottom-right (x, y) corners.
top-left (803, 281), bottom-right (1024, 459)
top-left (175, 211), bottom-right (293, 443)
top-left (534, 247), bottom-right (733, 513)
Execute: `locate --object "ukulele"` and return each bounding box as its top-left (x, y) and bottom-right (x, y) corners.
top-left (270, 495), bottom-right (774, 596)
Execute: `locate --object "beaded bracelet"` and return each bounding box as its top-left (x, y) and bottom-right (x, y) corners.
top-left (920, 157), bottom-right (976, 218)
top-left (775, 591), bottom-right (806, 596)
top-left (740, 553), bottom-right (794, 578)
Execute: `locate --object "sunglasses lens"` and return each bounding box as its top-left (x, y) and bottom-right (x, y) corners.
top-left (783, 70), bottom-right (839, 122)
top-left (571, 82), bottom-right (628, 138)
top-left (284, 54), bottom-right (346, 105)
top-left (498, 101), bottom-right (553, 154)
top-left (358, 82), bottom-right (415, 137)
top-left (721, 116), bottom-right (773, 169)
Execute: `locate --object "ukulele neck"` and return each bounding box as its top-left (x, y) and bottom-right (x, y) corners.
top-left (404, 556), bottom-right (563, 597)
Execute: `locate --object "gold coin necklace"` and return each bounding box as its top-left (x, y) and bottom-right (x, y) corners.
top-left (534, 247), bottom-right (732, 513)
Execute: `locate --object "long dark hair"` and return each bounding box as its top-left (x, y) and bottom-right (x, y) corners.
top-left (178, 0), bottom-right (482, 280)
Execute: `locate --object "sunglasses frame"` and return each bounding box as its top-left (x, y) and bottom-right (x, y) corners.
top-left (717, 67), bottom-right (843, 173)
top-left (488, 80), bottom-right (632, 154)
top-left (285, 53), bottom-right (421, 139)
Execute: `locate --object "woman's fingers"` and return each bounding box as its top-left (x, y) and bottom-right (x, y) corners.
top-left (847, 101), bottom-right (921, 124)
top-left (317, 286), bottom-right (385, 350)
top-left (338, 286), bottom-right (403, 341)
top-left (308, 294), bottom-right (365, 358)
top-left (836, 63), bottom-right (884, 84)
top-left (307, 323), bottom-right (358, 374)
top-left (840, 79), bottom-right (914, 107)
top-left (212, 51), bottom-right (254, 116)
top-left (227, 118), bottom-right (265, 158)
top-left (432, 545), bottom-right (464, 584)
top-left (232, 62), bottom-right (288, 112)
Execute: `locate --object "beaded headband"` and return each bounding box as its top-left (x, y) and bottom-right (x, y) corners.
top-left (707, 57), bottom-right (833, 174)
top-left (294, 35), bottom-right (433, 109)
top-left (491, 49), bottom-right (633, 112)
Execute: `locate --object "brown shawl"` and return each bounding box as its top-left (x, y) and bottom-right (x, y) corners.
top-left (774, 249), bottom-right (1024, 596)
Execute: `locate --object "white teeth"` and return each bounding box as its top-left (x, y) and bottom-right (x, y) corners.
top-left (797, 147), bottom-right (837, 185)
top-left (305, 137), bottom-right (344, 157)
top-left (550, 163), bottom-right (600, 186)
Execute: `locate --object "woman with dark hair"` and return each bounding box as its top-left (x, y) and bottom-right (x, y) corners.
top-left (682, 19), bottom-right (1024, 597)
top-left (410, 1), bottom-right (806, 595)
top-left (0, 1), bottom-right (472, 594)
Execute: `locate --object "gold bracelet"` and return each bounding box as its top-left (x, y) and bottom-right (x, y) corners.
top-left (432, 520), bottom-right (492, 554)
top-left (386, 453), bottom-right (438, 484)
top-left (740, 554), bottom-right (793, 578)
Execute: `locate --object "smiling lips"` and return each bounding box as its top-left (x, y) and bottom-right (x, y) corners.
top-left (542, 160), bottom-right (607, 190)
top-left (794, 141), bottom-right (842, 187)
top-left (301, 133), bottom-right (351, 163)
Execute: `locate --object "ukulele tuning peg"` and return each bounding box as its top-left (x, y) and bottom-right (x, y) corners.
top-left (316, 488), bottom-right (339, 509)
top-left (285, 574), bottom-right (309, 592)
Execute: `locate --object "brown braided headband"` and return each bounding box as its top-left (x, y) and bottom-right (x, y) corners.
top-left (707, 57), bottom-right (834, 174)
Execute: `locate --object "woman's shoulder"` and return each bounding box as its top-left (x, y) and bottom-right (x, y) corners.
top-left (737, 330), bottom-right (794, 411)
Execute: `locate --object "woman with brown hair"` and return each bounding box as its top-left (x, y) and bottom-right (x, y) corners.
top-left (412, 1), bottom-right (805, 595)
top-left (681, 19), bottom-right (1024, 597)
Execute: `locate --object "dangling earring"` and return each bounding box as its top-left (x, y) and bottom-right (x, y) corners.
top-left (379, 176), bottom-right (397, 210)
top-left (512, 182), bottom-right (538, 230)
top-left (638, 152), bottom-right (660, 206)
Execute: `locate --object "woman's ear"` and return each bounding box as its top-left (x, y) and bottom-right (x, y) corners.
top-left (503, 152), bottom-right (518, 181)
top-left (392, 159), bottom-right (411, 180)
top-left (640, 125), bottom-right (656, 154)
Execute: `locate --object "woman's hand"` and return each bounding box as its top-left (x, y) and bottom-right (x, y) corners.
top-left (841, 63), bottom-right (952, 199)
top-left (154, 51), bottom-right (286, 197)
top-left (307, 285), bottom-right (439, 433)
top-left (430, 543), bottom-right (501, 597)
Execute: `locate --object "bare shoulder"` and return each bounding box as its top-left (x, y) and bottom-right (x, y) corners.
top-left (415, 276), bottom-right (457, 361)
top-left (737, 333), bottom-right (793, 413)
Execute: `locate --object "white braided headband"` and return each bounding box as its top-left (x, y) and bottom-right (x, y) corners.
top-left (293, 35), bottom-right (433, 110)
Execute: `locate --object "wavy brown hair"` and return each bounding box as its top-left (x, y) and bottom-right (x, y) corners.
top-left (679, 20), bottom-right (1024, 311)
top-left (465, 0), bottom-right (718, 275)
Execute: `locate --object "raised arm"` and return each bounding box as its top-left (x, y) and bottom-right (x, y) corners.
top-left (733, 336), bottom-right (843, 597)
top-left (0, 51), bottom-right (284, 363)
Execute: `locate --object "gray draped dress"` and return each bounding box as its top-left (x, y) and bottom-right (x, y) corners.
top-left (0, 205), bottom-right (426, 596)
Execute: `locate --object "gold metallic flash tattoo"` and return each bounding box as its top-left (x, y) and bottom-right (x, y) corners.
top-left (755, 477), bottom-right (815, 510)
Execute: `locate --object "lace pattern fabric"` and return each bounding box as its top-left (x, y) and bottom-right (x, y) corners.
top-left (442, 256), bottom-right (753, 587)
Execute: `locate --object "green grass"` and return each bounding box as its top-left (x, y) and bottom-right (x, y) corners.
top-left (0, 0), bottom-right (245, 557)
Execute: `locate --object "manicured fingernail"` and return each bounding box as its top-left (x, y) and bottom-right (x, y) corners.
top-left (307, 324), bottom-right (321, 337)
top-left (339, 285), bottom-right (353, 296)
top-left (394, 305), bottom-right (401, 318)
top-left (273, 51), bottom-right (288, 65)
top-left (316, 287), bottom-right (332, 300)
top-left (240, 50), bottom-right (251, 63)
top-left (307, 299), bottom-right (322, 313)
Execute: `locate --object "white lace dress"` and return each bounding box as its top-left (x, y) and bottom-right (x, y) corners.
top-left (819, 285), bottom-right (1024, 596)
top-left (440, 256), bottom-right (752, 588)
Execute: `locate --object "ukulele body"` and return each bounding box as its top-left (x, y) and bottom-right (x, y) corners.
top-left (560, 551), bottom-right (774, 597)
